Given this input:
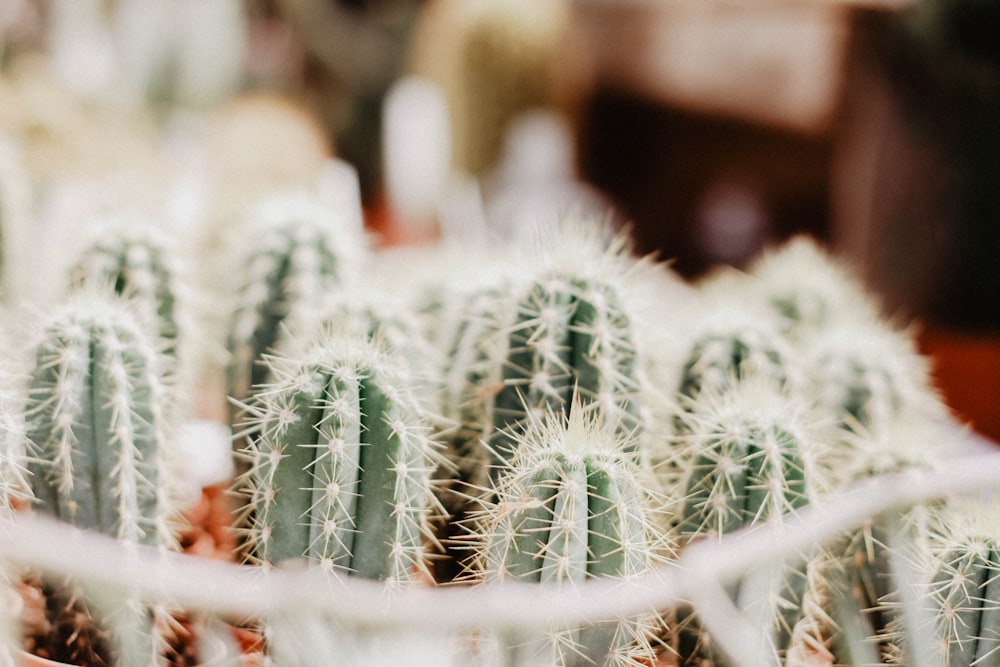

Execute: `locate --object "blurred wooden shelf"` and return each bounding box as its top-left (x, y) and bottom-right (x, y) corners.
top-left (572, 0), bottom-right (911, 136)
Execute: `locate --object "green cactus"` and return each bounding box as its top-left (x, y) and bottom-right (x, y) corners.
top-left (917, 506), bottom-right (1000, 667)
top-left (670, 377), bottom-right (818, 663)
top-left (748, 235), bottom-right (882, 340)
top-left (441, 272), bottom-right (644, 484)
top-left (471, 403), bottom-right (664, 667)
top-left (226, 192), bottom-right (364, 412)
top-left (675, 309), bottom-right (795, 405)
top-left (820, 419), bottom-right (948, 664)
top-left (803, 321), bottom-right (943, 436)
top-left (289, 292), bottom-right (441, 402)
top-left (23, 291), bottom-right (175, 666)
top-left (69, 224), bottom-right (182, 361)
top-left (237, 324), bottom-right (439, 586)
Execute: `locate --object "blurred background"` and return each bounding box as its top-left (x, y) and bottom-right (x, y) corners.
top-left (0, 0), bottom-right (997, 440)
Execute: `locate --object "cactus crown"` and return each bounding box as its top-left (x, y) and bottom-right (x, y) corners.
top-left (23, 291), bottom-right (174, 548)
top-left (675, 306), bottom-right (796, 405)
top-left (803, 322), bottom-right (943, 437)
top-left (237, 324), bottom-right (440, 586)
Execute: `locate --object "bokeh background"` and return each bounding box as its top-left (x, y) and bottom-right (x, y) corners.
top-left (1, 0), bottom-right (998, 439)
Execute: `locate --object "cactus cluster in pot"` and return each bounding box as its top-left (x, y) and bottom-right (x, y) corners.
top-left (0, 180), bottom-right (991, 667)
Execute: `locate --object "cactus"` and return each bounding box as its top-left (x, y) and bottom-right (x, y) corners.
top-left (225, 191), bottom-right (365, 412)
top-left (441, 232), bottom-right (647, 480)
top-left (748, 235), bottom-right (884, 343)
top-left (287, 291), bottom-right (441, 403)
top-left (23, 291), bottom-right (175, 665)
top-left (237, 324), bottom-right (439, 586)
top-left (669, 377), bottom-right (820, 663)
top-left (818, 418), bottom-right (949, 663)
top-left (802, 321), bottom-right (944, 437)
top-left (68, 223), bottom-right (182, 361)
top-left (675, 306), bottom-right (795, 406)
top-left (915, 505), bottom-right (1000, 667)
top-left (470, 403), bottom-right (664, 667)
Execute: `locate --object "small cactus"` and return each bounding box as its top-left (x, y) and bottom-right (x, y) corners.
top-left (670, 377), bottom-right (820, 663)
top-left (441, 223), bottom-right (648, 480)
top-left (225, 191), bottom-right (365, 411)
top-left (748, 235), bottom-right (882, 340)
top-left (802, 321), bottom-right (944, 437)
top-left (23, 291), bottom-right (175, 666)
top-left (237, 324), bottom-right (439, 586)
top-left (673, 378), bottom-right (815, 542)
top-left (918, 505), bottom-right (1000, 667)
top-left (24, 292), bottom-right (174, 546)
top-left (68, 223), bottom-right (183, 361)
top-left (470, 403), bottom-right (664, 667)
top-left (675, 307), bottom-right (795, 406)
top-left (820, 418), bottom-right (950, 663)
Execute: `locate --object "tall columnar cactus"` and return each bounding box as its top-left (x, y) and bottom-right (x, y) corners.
top-left (69, 224), bottom-right (182, 361)
top-left (237, 326), bottom-right (439, 586)
top-left (226, 192), bottom-right (365, 412)
top-left (471, 404), bottom-right (664, 667)
top-left (670, 377), bottom-right (819, 663)
top-left (23, 291), bottom-right (174, 666)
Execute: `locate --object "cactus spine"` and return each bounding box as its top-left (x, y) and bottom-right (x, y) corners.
top-left (473, 404), bottom-right (661, 667)
top-left (239, 326), bottom-right (437, 585)
top-left (23, 292), bottom-right (173, 666)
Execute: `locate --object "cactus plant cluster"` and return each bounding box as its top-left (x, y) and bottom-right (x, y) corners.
top-left (6, 18), bottom-right (993, 666)
top-left (0, 99), bottom-right (986, 667)
top-left (644, 235), bottom-right (959, 666)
